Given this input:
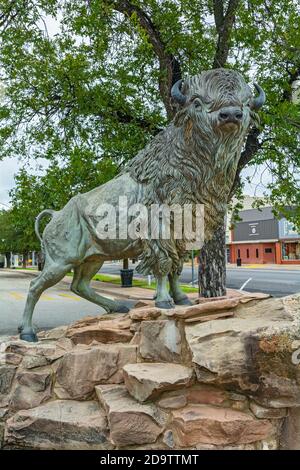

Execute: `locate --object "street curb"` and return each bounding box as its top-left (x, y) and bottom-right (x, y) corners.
top-left (3, 269), bottom-right (153, 301)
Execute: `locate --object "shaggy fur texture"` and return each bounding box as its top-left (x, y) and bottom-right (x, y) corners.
top-left (124, 68), bottom-right (259, 275)
top-left (19, 69), bottom-right (263, 342)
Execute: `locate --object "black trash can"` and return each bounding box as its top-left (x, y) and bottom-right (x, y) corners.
top-left (120, 268), bottom-right (134, 287)
top-left (0, 262), bottom-right (4, 268)
top-left (237, 258), bottom-right (242, 267)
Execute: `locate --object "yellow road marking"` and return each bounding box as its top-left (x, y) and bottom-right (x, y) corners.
top-left (58, 293), bottom-right (81, 301)
top-left (40, 294), bottom-right (55, 300)
top-left (9, 292), bottom-right (81, 301)
top-left (243, 264), bottom-right (261, 268)
top-left (10, 292), bottom-right (24, 300)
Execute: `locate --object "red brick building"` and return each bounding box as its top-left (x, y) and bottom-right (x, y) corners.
top-left (228, 207), bottom-right (300, 265)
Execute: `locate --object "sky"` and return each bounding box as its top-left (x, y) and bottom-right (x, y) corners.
top-left (0, 156), bottom-right (270, 209)
top-left (0, 157), bottom-right (50, 209)
top-left (0, 158), bottom-right (19, 208)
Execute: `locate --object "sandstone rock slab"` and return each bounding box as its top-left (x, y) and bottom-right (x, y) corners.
top-left (55, 344), bottom-right (137, 399)
top-left (38, 325), bottom-right (68, 340)
top-left (0, 408), bottom-right (8, 420)
top-left (184, 311), bottom-right (234, 323)
top-left (250, 401), bottom-right (287, 419)
top-left (129, 307), bottom-right (161, 321)
top-left (1, 340), bottom-right (71, 363)
top-left (123, 363), bottom-right (194, 402)
top-left (9, 369), bottom-right (52, 411)
top-left (185, 295), bottom-right (300, 407)
top-left (66, 316), bottom-right (133, 345)
top-left (157, 394), bottom-right (187, 409)
top-left (166, 298), bottom-right (240, 319)
top-left (0, 365), bottom-right (16, 407)
top-left (139, 320), bottom-right (181, 362)
top-left (0, 365), bottom-right (16, 395)
top-left (280, 407), bottom-right (300, 450)
top-left (195, 290), bottom-right (270, 304)
top-left (4, 400), bottom-right (112, 450)
top-left (169, 405), bottom-right (273, 447)
top-left (186, 385), bottom-right (227, 406)
top-left (0, 353), bottom-right (22, 366)
top-left (95, 384), bottom-right (166, 447)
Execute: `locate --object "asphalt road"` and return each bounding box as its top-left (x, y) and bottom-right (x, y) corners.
top-left (1, 263), bottom-right (299, 336)
top-left (101, 261), bottom-right (300, 297)
top-left (0, 270), bottom-right (105, 336)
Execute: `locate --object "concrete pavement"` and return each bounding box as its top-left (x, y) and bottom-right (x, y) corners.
top-left (1, 260), bottom-right (300, 336)
top-left (99, 261), bottom-right (300, 297)
top-left (0, 270), bottom-right (107, 335)
top-left (227, 263), bottom-right (300, 270)
top-left (0, 268), bottom-right (157, 336)
top-left (225, 267), bottom-right (300, 297)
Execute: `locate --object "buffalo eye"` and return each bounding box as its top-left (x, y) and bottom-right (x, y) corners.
top-left (193, 99), bottom-right (202, 109)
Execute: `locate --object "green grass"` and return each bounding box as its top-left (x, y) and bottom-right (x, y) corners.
top-left (12, 267), bottom-right (37, 270)
top-left (15, 267), bottom-right (198, 293)
top-left (92, 273), bottom-right (198, 293)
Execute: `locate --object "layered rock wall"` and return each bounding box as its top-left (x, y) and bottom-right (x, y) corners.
top-left (1, 291), bottom-right (300, 450)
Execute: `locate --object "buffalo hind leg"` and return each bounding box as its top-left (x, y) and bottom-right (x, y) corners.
top-left (71, 261), bottom-right (130, 313)
top-left (168, 273), bottom-right (192, 306)
top-left (155, 275), bottom-right (174, 309)
top-left (20, 261), bottom-right (73, 342)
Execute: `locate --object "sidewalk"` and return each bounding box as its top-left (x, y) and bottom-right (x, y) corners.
top-left (226, 263), bottom-right (300, 270)
top-left (8, 268), bottom-right (201, 302)
top-left (6, 269), bottom-right (155, 301)
top-left (184, 261), bottom-right (300, 270)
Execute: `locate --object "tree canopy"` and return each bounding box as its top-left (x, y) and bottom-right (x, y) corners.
top-left (0, 0), bottom-right (299, 250)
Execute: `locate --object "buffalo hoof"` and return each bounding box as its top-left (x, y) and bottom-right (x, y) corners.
top-left (114, 304), bottom-right (130, 313)
top-left (19, 331), bottom-right (38, 342)
top-left (174, 297), bottom-right (193, 306)
top-left (155, 300), bottom-right (174, 309)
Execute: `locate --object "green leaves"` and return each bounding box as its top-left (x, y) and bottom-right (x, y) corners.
top-left (0, 0), bottom-right (299, 243)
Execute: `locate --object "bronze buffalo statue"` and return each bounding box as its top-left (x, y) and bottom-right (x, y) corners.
top-left (19, 68), bottom-right (265, 341)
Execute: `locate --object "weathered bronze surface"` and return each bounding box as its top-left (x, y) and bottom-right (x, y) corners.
top-left (19, 68), bottom-right (265, 341)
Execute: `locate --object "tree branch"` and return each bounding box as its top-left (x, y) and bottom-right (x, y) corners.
top-left (212, 0), bottom-right (224, 31)
top-left (230, 55), bottom-right (300, 200)
top-left (110, 0), bottom-right (181, 119)
top-left (110, 109), bottom-right (161, 133)
top-left (0, 0), bottom-right (29, 32)
top-left (212, 0), bottom-right (240, 68)
top-left (229, 127), bottom-right (262, 198)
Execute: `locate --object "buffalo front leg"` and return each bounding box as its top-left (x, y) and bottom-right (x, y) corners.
top-left (168, 273), bottom-right (192, 306)
top-left (20, 262), bottom-right (73, 342)
top-left (155, 275), bottom-right (174, 309)
top-left (71, 261), bottom-right (130, 313)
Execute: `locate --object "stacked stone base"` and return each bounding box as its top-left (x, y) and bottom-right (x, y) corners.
top-left (1, 290), bottom-right (300, 450)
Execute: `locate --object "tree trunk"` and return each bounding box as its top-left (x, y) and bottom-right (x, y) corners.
top-left (198, 224), bottom-right (226, 297)
top-left (5, 252), bottom-right (11, 268)
top-left (22, 252), bottom-right (28, 269)
top-left (123, 258), bottom-right (129, 270)
top-left (37, 251), bottom-right (44, 271)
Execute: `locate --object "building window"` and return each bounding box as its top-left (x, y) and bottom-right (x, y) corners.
top-left (246, 249), bottom-right (249, 258)
top-left (282, 241), bottom-right (300, 260)
top-left (238, 249), bottom-right (241, 258)
top-left (265, 248), bottom-right (272, 253)
top-left (256, 249), bottom-right (259, 258)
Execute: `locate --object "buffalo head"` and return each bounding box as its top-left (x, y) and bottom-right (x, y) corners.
top-left (171, 69), bottom-right (265, 136)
